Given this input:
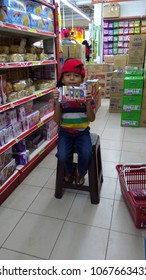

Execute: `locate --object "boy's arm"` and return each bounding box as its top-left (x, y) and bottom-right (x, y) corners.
top-left (53, 89), bottom-right (62, 124)
top-left (86, 90), bottom-right (96, 122)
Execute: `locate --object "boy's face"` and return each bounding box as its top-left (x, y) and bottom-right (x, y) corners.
top-left (62, 72), bottom-right (83, 86)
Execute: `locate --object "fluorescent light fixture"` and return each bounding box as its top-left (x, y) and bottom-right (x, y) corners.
top-left (61, 0), bottom-right (91, 21)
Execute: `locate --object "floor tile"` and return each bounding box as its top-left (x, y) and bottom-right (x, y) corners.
top-left (44, 170), bottom-right (56, 189)
top-left (102, 161), bottom-right (118, 178)
top-left (101, 128), bottom-right (124, 141)
top-left (22, 167), bottom-right (54, 187)
top-left (67, 194), bottom-right (113, 229)
top-left (101, 139), bottom-right (122, 151)
top-left (0, 207), bottom-right (23, 246)
top-left (124, 131), bottom-right (146, 143)
top-left (3, 213), bottom-right (64, 259)
top-left (0, 248), bottom-right (40, 260)
top-left (106, 230), bottom-right (144, 260)
top-left (101, 148), bottom-right (121, 163)
top-left (120, 151), bottom-right (146, 164)
top-left (2, 184), bottom-right (41, 211)
top-left (100, 177), bottom-right (117, 200)
top-left (111, 200), bottom-right (146, 237)
top-left (50, 221), bottom-right (109, 260)
top-left (37, 153), bottom-right (57, 169)
top-left (28, 188), bottom-right (76, 219)
top-left (122, 141), bottom-right (146, 154)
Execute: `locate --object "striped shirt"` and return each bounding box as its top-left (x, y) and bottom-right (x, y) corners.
top-left (60, 100), bottom-right (96, 133)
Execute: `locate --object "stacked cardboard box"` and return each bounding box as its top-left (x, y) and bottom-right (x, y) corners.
top-left (121, 68), bottom-right (144, 127)
top-left (127, 34), bottom-right (146, 68)
top-left (60, 44), bottom-right (86, 65)
top-left (86, 80), bottom-right (101, 112)
top-left (140, 76), bottom-right (146, 127)
top-left (109, 71), bottom-right (124, 113)
top-left (86, 63), bottom-right (114, 98)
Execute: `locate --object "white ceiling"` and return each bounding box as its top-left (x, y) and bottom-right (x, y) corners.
top-left (60, 0), bottom-right (94, 28)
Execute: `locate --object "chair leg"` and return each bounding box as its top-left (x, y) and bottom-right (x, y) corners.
top-left (55, 161), bottom-right (64, 199)
top-left (88, 157), bottom-right (100, 204)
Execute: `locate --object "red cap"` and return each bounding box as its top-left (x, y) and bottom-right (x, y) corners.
top-left (62, 59), bottom-right (85, 78)
top-left (64, 29), bottom-right (70, 37)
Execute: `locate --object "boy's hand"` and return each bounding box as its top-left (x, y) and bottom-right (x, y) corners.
top-left (86, 90), bottom-right (92, 103)
top-left (53, 89), bottom-right (60, 102)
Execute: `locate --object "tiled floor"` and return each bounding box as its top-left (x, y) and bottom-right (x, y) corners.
top-left (1, 99), bottom-right (146, 260)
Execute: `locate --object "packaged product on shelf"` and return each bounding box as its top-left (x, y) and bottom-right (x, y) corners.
top-left (25, 85), bottom-right (35, 95)
top-left (29, 14), bottom-right (43, 30)
top-left (17, 105), bottom-right (26, 122)
top-left (0, 54), bottom-right (8, 62)
top-left (7, 91), bottom-right (18, 102)
top-left (38, 53), bottom-right (50, 61)
top-left (23, 100), bottom-right (33, 115)
top-left (25, 110), bottom-right (40, 129)
top-left (12, 139), bottom-right (27, 152)
top-left (13, 149), bottom-right (30, 165)
top-left (0, 111), bottom-right (7, 129)
top-left (0, 7), bottom-right (30, 27)
top-left (0, 147), bottom-right (13, 171)
top-left (2, 124), bottom-right (14, 144)
top-left (0, 158), bottom-right (16, 187)
top-left (12, 80), bottom-right (26, 91)
top-left (24, 53), bottom-right (38, 61)
top-left (26, 46), bottom-right (42, 54)
top-left (0, 0), bottom-right (26, 12)
top-left (0, 130), bottom-right (5, 146)
top-left (42, 18), bottom-right (54, 32)
top-left (0, 46), bottom-right (9, 54)
top-left (0, 75), bottom-right (7, 105)
top-left (10, 45), bottom-right (26, 54)
top-left (41, 5), bottom-right (53, 20)
top-left (25, 78), bottom-right (33, 86)
top-left (17, 89), bottom-right (28, 99)
top-left (25, 1), bottom-right (41, 15)
top-left (12, 121), bottom-right (22, 137)
top-left (9, 54), bottom-right (25, 62)
top-left (6, 108), bottom-right (17, 125)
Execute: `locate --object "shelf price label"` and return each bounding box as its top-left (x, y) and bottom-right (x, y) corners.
top-left (32, 61), bottom-right (39, 66)
top-left (28, 28), bottom-right (37, 33)
top-left (36, 92), bottom-right (43, 97)
top-left (37, 121), bottom-right (44, 128)
top-left (39, 148), bottom-right (46, 156)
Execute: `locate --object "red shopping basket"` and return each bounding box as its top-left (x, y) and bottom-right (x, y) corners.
top-left (116, 164), bottom-right (146, 228)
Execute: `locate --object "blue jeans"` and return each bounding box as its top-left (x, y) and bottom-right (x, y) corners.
top-left (57, 127), bottom-right (92, 176)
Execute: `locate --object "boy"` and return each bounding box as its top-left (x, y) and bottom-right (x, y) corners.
top-left (53, 59), bottom-right (96, 185)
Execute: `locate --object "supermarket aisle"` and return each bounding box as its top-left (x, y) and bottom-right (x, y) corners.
top-left (0, 98), bottom-right (146, 260)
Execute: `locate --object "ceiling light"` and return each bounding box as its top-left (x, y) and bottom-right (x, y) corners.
top-left (60, 0), bottom-right (91, 21)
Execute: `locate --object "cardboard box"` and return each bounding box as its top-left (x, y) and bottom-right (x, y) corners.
top-left (61, 44), bottom-right (85, 64)
top-left (114, 54), bottom-right (127, 70)
top-left (141, 96), bottom-right (146, 108)
top-left (104, 55), bottom-right (114, 63)
top-left (140, 109), bottom-right (146, 127)
top-left (109, 96), bottom-right (122, 113)
top-left (103, 3), bottom-right (120, 18)
top-left (129, 34), bottom-right (146, 43)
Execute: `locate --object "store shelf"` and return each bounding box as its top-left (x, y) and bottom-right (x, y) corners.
top-left (0, 0), bottom-right (59, 204)
top-left (38, 0), bottom-right (54, 8)
top-left (0, 21), bottom-right (56, 40)
top-left (1, 60), bottom-right (57, 69)
top-left (103, 16), bottom-right (141, 21)
top-left (0, 111), bottom-right (54, 154)
top-left (0, 87), bottom-right (56, 113)
top-left (16, 135), bottom-right (58, 172)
